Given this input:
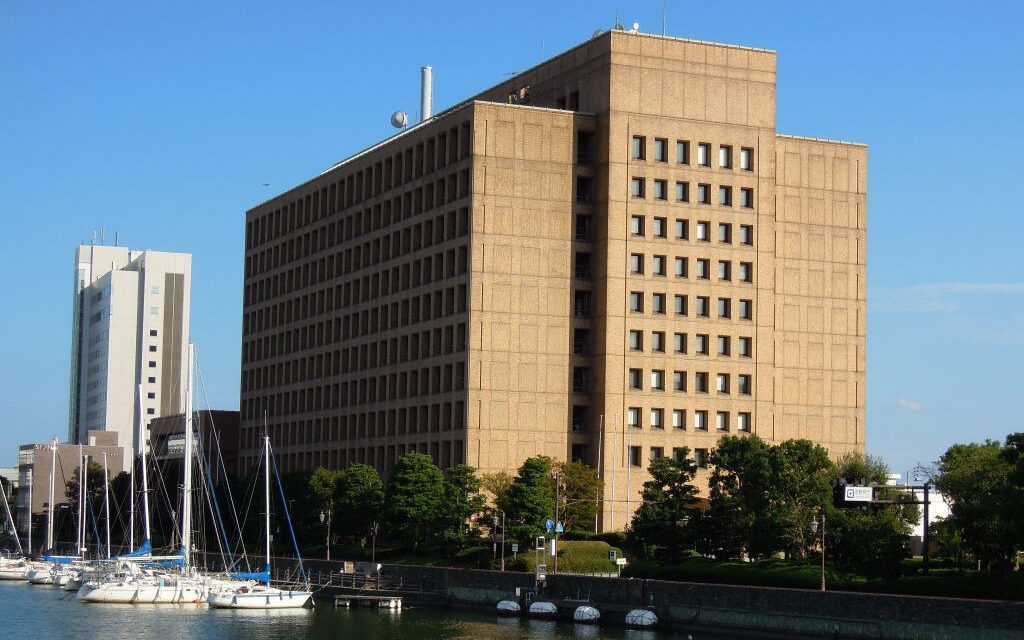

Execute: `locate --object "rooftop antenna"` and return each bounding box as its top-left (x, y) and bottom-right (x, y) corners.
top-left (114, 231), bottom-right (119, 247)
top-left (541, 34), bottom-right (545, 61)
top-left (100, 227), bottom-right (105, 245)
top-left (662, 0), bottom-right (667, 36)
top-left (390, 110), bottom-right (409, 130)
top-left (614, 14), bottom-right (624, 30)
top-left (420, 66), bottom-right (433, 122)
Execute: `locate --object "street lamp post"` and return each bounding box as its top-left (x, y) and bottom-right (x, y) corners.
top-left (810, 508), bottom-right (826, 592)
top-left (319, 508), bottom-right (331, 561)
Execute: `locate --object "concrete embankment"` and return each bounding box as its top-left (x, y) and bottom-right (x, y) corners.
top-left (296, 560), bottom-right (1024, 640)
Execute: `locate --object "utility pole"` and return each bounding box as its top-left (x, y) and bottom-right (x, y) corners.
top-left (553, 473), bottom-right (560, 574)
top-left (500, 510), bottom-right (506, 571)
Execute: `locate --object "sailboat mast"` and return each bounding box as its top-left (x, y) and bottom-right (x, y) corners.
top-left (138, 384), bottom-right (151, 544)
top-left (181, 342), bottom-right (195, 569)
top-left (47, 439), bottom-right (56, 551)
top-left (78, 444), bottom-right (85, 557)
top-left (264, 434), bottom-right (270, 572)
top-left (27, 469), bottom-right (33, 555)
top-left (0, 474), bottom-right (22, 556)
top-left (103, 453), bottom-right (111, 559)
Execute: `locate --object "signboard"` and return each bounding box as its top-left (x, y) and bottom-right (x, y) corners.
top-left (545, 519), bottom-right (555, 532)
top-left (511, 543), bottom-right (519, 554)
top-left (555, 521), bottom-right (564, 533)
top-left (616, 558), bottom-right (627, 566)
top-left (536, 563), bottom-right (547, 581)
top-left (844, 486), bottom-right (873, 502)
top-left (609, 550), bottom-right (617, 561)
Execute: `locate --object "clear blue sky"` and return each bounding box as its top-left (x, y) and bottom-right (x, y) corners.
top-left (2, 1), bottom-right (1022, 477)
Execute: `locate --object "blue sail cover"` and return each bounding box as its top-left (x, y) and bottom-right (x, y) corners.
top-left (230, 564), bottom-right (270, 584)
top-left (116, 539), bottom-right (153, 559)
top-left (42, 554), bottom-right (81, 564)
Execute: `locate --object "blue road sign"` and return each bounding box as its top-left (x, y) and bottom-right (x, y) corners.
top-left (545, 519), bottom-right (555, 532)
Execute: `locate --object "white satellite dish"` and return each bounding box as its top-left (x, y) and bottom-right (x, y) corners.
top-left (631, 22), bottom-right (640, 33)
top-left (391, 111), bottom-right (409, 129)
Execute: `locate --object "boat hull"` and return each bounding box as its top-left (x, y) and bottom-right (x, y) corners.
top-left (79, 581), bottom-right (207, 604)
top-left (207, 589), bottom-right (312, 609)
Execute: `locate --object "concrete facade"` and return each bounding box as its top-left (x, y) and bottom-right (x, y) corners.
top-left (69, 245), bottom-right (192, 451)
top-left (149, 410), bottom-right (240, 483)
top-left (240, 30), bottom-right (866, 530)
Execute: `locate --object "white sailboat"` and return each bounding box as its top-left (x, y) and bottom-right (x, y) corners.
top-left (207, 435), bottom-right (312, 609)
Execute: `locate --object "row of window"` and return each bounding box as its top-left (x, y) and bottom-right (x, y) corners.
top-left (631, 179), bottom-right (754, 208)
top-left (629, 292), bottom-right (753, 320)
top-left (628, 446), bottom-right (711, 469)
top-left (629, 254), bottom-right (753, 283)
top-left (629, 331), bottom-right (752, 357)
top-left (630, 216), bottom-right (754, 245)
top-left (631, 136), bottom-right (755, 172)
top-left (628, 369), bottom-right (752, 395)
top-left (626, 406), bottom-right (752, 433)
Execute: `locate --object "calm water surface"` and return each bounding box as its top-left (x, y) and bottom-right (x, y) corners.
top-left (0, 581), bottom-right (748, 639)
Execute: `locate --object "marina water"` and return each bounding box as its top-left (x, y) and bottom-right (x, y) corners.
top-left (0, 581), bottom-right (752, 639)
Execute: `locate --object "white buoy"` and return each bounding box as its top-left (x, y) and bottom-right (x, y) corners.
top-left (497, 600), bottom-right (521, 615)
top-left (528, 601), bottom-right (559, 618)
top-left (574, 605), bottom-right (601, 623)
top-left (625, 609), bottom-right (659, 627)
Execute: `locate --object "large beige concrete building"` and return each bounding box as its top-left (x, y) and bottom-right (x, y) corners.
top-left (69, 245), bottom-right (192, 450)
top-left (240, 29), bottom-right (865, 530)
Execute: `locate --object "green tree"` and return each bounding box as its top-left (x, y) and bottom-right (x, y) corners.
top-left (504, 457), bottom-right (555, 544)
top-left (768, 439), bottom-right (833, 559)
top-left (439, 464), bottom-right (486, 547)
top-left (335, 464), bottom-right (384, 544)
top-left (705, 435), bottom-right (773, 559)
top-left (552, 461), bottom-right (601, 533)
top-left (481, 471), bottom-right (513, 513)
top-left (934, 439), bottom-right (1018, 574)
top-left (307, 467), bottom-right (341, 552)
top-left (384, 453), bottom-right (444, 546)
top-left (627, 452), bottom-right (701, 563)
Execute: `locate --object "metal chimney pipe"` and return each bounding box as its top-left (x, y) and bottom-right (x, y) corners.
top-left (420, 66), bottom-right (433, 122)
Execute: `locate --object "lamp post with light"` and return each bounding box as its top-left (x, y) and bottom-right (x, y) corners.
top-left (319, 508), bottom-right (331, 561)
top-left (810, 508), bottom-right (825, 592)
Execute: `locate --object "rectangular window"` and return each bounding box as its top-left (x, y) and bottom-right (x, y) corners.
top-left (696, 334), bottom-right (709, 356)
top-left (719, 145), bottom-right (732, 169)
top-left (654, 138), bottom-right (668, 162)
top-left (146, 408), bottom-right (155, 415)
top-left (695, 448), bottom-right (709, 468)
top-left (718, 260), bottom-right (731, 281)
top-left (695, 371), bottom-right (709, 392)
top-left (739, 336), bottom-right (752, 357)
top-left (652, 293), bottom-right (666, 314)
top-left (675, 219), bottom-right (689, 240)
top-left (716, 411), bottom-right (730, 431)
top-left (628, 368), bottom-right (643, 390)
top-left (674, 294), bottom-right (687, 315)
top-left (674, 257), bottom-right (688, 278)
top-left (148, 360), bottom-right (157, 368)
top-left (148, 345), bottom-right (157, 352)
top-left (739, 224), bottom-right (754, 246)
top-left (737, 412), bottom-right (751, 432)
top-left (719, 185), bottom-right (733, 206)
top-left (719, 223), bottom-right (732, 243)
top-left (651, 331), bottom-right (665, 352)
top-left (718, 297), bottom-right (731, 318)
top-left (146, 392), bottom-right (156, 399)
top-left (739, 299), bottom-right (753, 320)
top-left (717, 373), bottom-right (730, 394)
top-left (150, 306), bottom-right (159, 315)
top-left (651, 370), bottom-right (665, 391)
top-left (150, 285), bottom-right (160, 294)
top-left (147, 376), bottom-right (156, 383)
top-left (674, 332), bottom-right (687, 353)
top-left (652, 255), bottom-right (666, 276)
top-left (653, 179), bottom-right (667, 200)
top-left (629, 446), bottom-right (642, 467)
top-left (696, 259), bottom-right (710, 279)
top-left (628, 407), bottom-right (641, 428)
top-left (696, 221), bottom-right (710, 241)
top-left (717, 335), bottom-right (730, 356)
top-left (630, 253), bottom-right (644, 274)
top-left (650, 409), bottom-right (664, 429)
top-left (149, 329), bottom-right (158, 337)
top-left (673, 447), bottom-right (687, 462)
top-left (630, 292), bottom-right (643, 312)
top-left (697, 183), bottom-right (711, 204)
top-left (650, 446), bottom-right (664, 460)
top-left (672, 409), bottom-right (685, 429)
top-left (676, 140), bottom-right (690, 164)
top-left (630, 215), bottom-right (645, 236)
top-left (631, 177), bottom-right (645, 198)
top-left (740, 187), bottom-right (754, 208)
top-left (739, 374), bottom-right (752, 395)
top-left (675, 181), bottom-right (689, 202)
top-left (696, 296), bottom-right (710, 317)
top-left (629, 329), bottom-right (643, 351)
top-left (694, 410), bottom-right (708, 431)
top-left (740, 147), bottom-right (754, 171)
top-left (739, 262), bottom-right (753, 283)
top-left (697, 143), bottom-right (710, 166)
top-left (652, 217), bottom-right (667, 237)
top-left (673, 370), bottom-right (686, 391)
top-left (631, 136), bottom-right (645, 160)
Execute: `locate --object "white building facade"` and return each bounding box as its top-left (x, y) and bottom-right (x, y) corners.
top-left (68, 245), bottom-right (191, 452)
